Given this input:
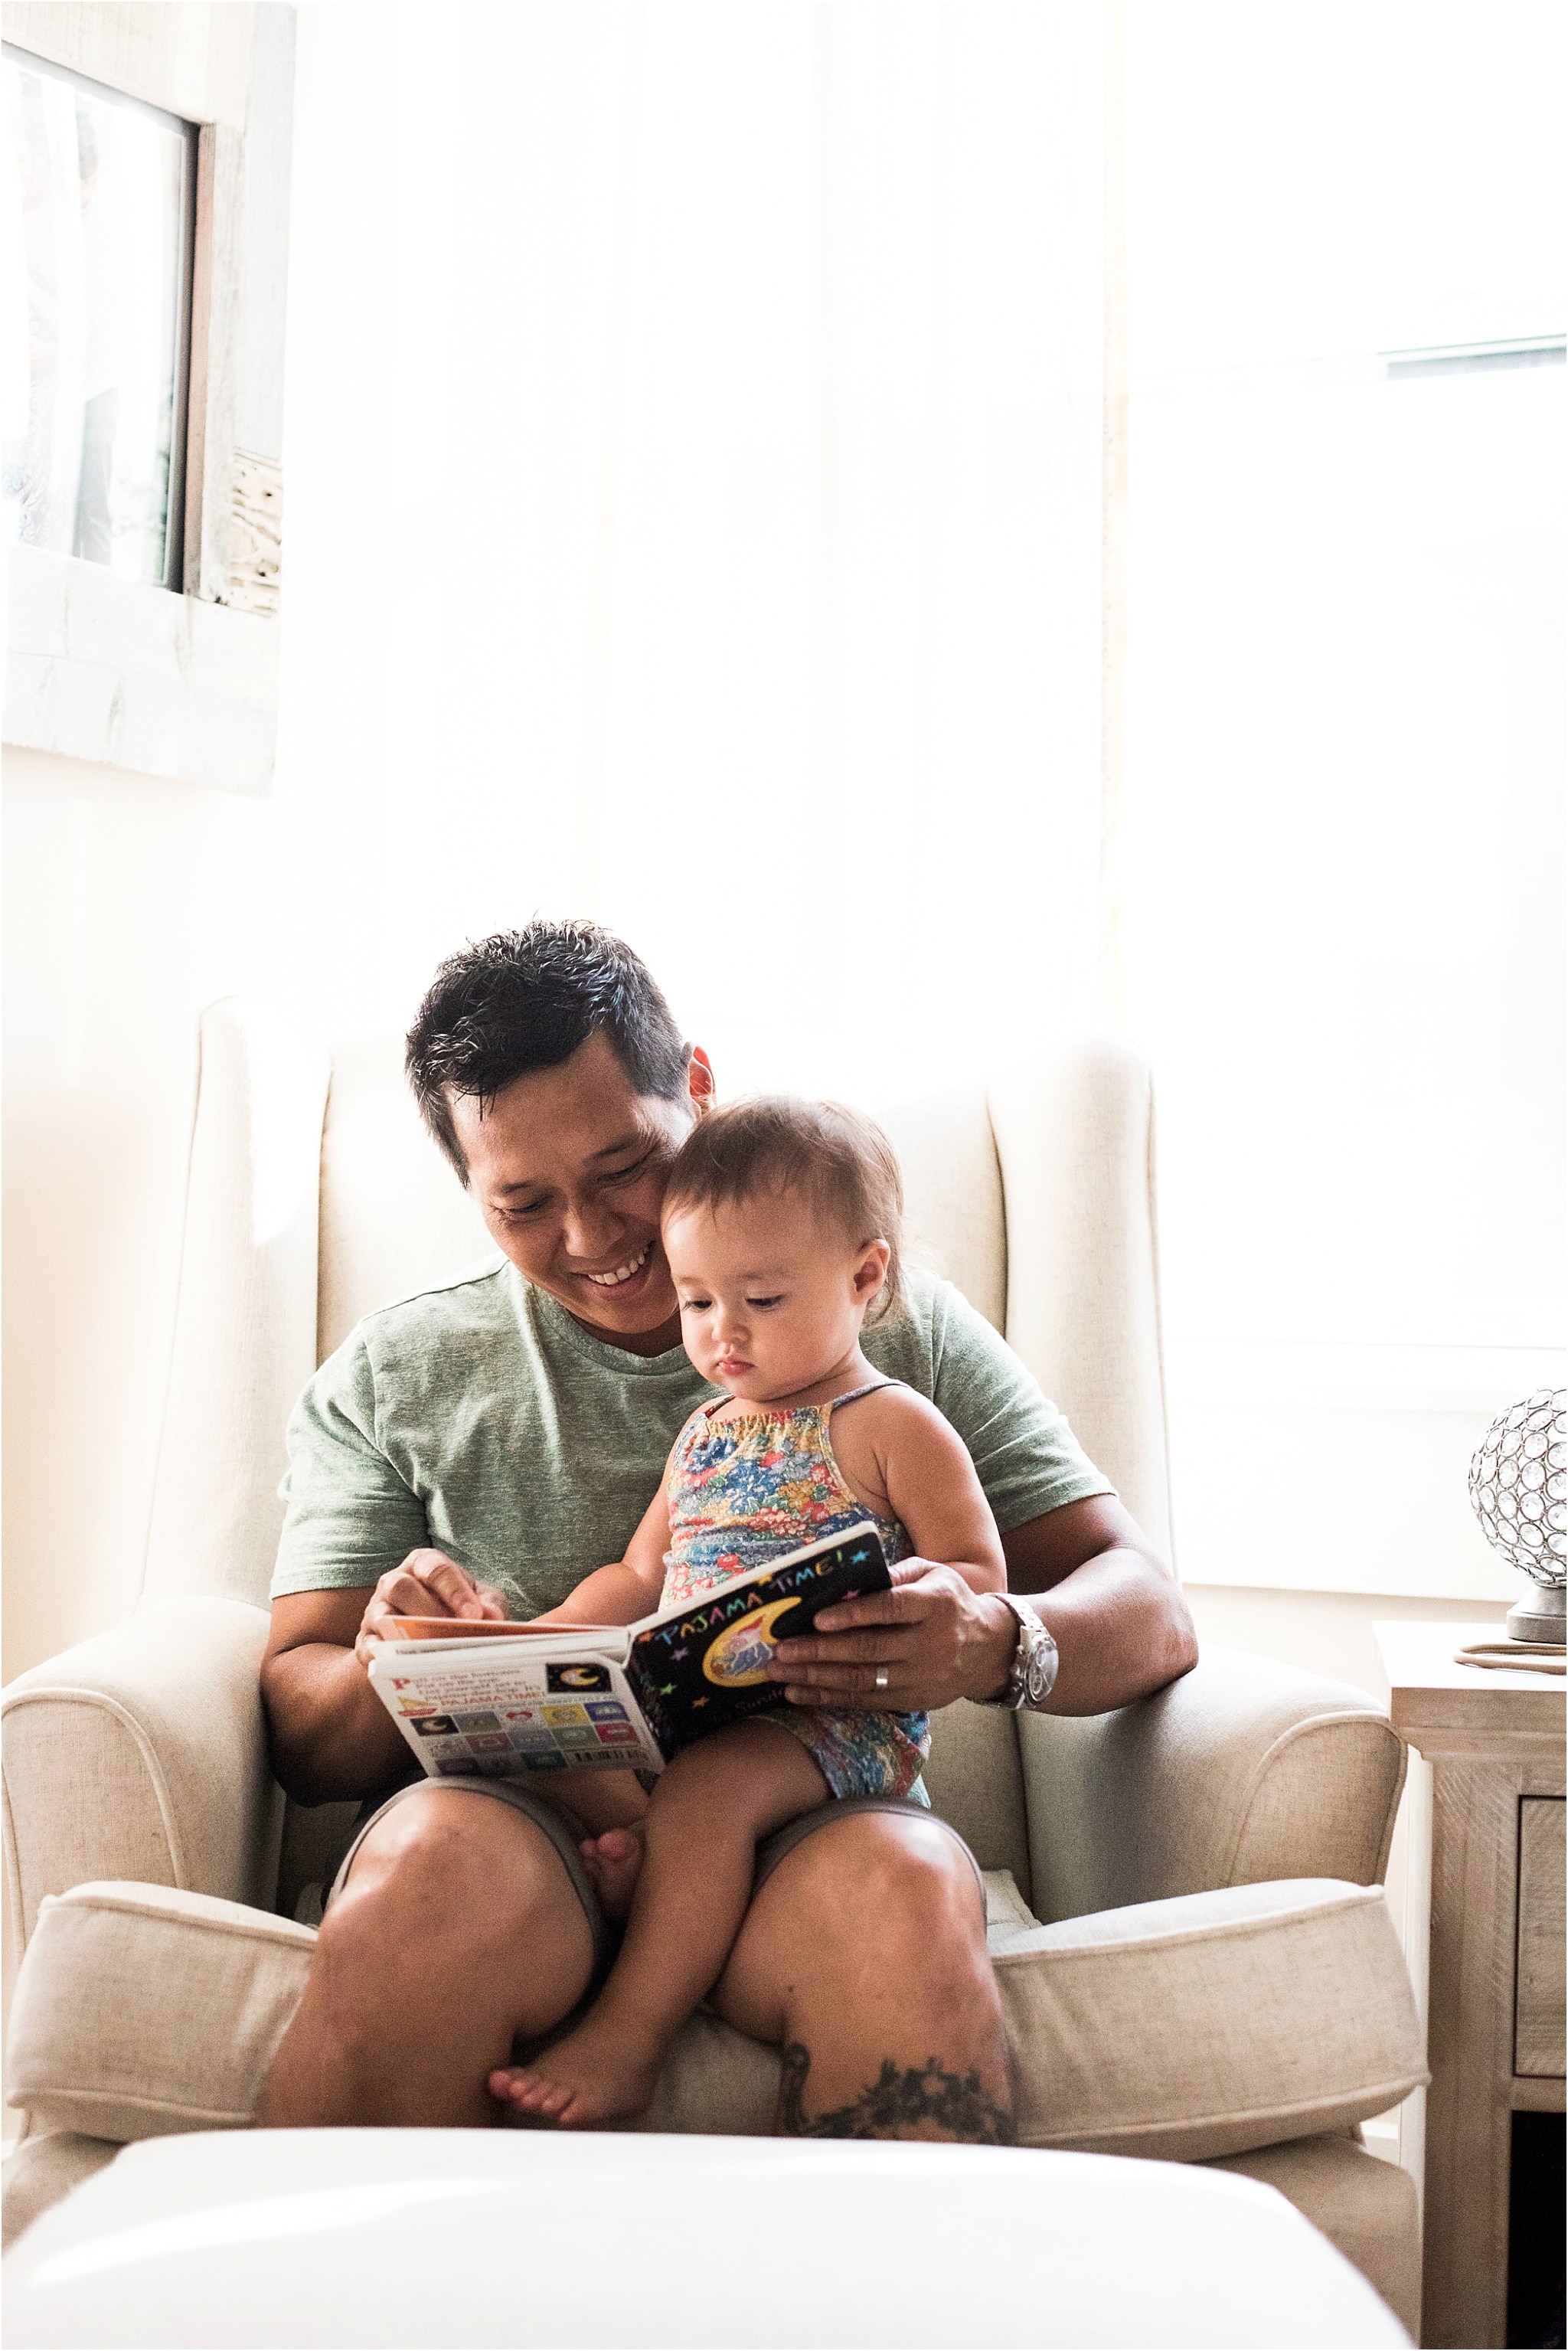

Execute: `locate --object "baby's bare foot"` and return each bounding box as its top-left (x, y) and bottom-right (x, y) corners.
top-left (488, 2010), bottom-right (663, 2129)
top-left (578, 1826), bottom-right (645, 1923)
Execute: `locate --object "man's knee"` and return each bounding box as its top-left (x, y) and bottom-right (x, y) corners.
top-left (781, 1814), bottom-right (987, 1962)
top-left (259, 1793), bottom-right (598, 2125)
top-left (325, 1793), bottom-right (587, 1961)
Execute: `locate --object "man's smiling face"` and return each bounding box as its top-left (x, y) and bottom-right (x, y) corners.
top-left (449, 1030), bottom-right (709, 1352)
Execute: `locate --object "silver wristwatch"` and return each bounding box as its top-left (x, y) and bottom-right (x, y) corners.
top-left (986, 1594), bottom-right (1060, 1710)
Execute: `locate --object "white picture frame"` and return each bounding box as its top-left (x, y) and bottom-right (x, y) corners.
top-left (3, 2), bottom-right (294, 791)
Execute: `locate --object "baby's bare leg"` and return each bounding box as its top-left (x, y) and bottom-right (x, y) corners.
top-left (492, 1721), bottom-right (826, 2127)
top-left (558, 1767), bottom-right (647, 1837)
top-left (557, 1769), bottom-right (649, 1921)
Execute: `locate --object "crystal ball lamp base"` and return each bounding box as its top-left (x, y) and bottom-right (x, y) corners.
top-left (1468, 1388), bottom-right (1567, 1653)
top-left (1506, 1582), bottom-right (1566, 1645)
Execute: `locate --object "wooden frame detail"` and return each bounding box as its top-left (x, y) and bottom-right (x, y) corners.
top-left (185, 121), bottom-right (244, 603)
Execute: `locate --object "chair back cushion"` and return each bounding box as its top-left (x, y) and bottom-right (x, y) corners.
top-left (146, 1006), bottom-right (1171, 1912)
top-left (316, 1032), bottom-right (492, 1362)
top-left (316, 1050), bottom-right (1031, 1879)
top-left (989, 1044), bottom-right (1172, 1563)
top-left (142, 1004), bottom-right (328, 1607)
top-left (922, 1704), bottom-right (1031, 1885)
top-left (317, 1055), bottom-right (1020, 1360)
top-left (878, 1081), bottom-right (1008, 1332)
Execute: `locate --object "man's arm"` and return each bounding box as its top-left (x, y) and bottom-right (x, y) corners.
top-left (999, 1493), bottom-right (1198, 1713)
top-left (263, 1589), bottom-right (407, 1803)
top-left (768, 1494), bottom-right (1197, 1717)
top-left (263, 1552), bottom-right (508, 1804)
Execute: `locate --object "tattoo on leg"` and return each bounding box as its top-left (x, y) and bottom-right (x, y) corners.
top-left (777, 2042), bottom-right (1016, 2145)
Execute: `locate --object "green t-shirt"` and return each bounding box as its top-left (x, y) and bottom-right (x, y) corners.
top-left (271, 1261), bottom-right (1113, 1617)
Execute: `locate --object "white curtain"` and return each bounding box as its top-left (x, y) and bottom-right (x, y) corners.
top-left (274, 1), bottom-right (1108, 1105)
top-left (1116, 0), bottom-right (1566, 1597)
top-left (271, 0), bottom-right (1562, 1610)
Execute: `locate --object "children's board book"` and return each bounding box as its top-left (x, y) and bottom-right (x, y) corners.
top-left (366, 1522), bottom-right (890, 1780)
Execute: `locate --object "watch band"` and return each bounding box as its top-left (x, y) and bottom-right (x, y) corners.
top-left (985, 1594), bottom-right (1060, 1711)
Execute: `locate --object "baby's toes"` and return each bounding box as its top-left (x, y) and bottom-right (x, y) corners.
top-left (490, 2068), bottom-right (553, 2114)
top-left (514, 2071), bottom-right (570, 2115)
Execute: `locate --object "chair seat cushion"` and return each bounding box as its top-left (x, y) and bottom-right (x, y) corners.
top-left (6, 1871), bottom-right (1423, 2171)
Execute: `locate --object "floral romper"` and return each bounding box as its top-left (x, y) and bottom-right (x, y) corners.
top-left (662, 1379), bottom-right (929, 1804)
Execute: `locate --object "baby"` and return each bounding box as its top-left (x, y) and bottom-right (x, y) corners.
top-left (490, 1097), bottom-right (1006, 2127)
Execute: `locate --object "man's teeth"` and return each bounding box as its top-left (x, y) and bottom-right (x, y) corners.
top-left (583, 1245), bottom-right (652, 1287)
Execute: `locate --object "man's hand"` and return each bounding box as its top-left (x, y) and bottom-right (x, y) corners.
top-left (764, 1494), bottom-right (1200, 1721)
top-left (354, 1551), bottom-right (508, 1670)
top-left (766, 1559), bottom-right (1015, 1712)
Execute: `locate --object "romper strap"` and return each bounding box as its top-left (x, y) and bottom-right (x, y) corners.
top-left (827, 1378), bottom-right (903, 1411)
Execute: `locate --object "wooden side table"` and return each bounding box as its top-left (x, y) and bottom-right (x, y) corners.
top-left (1377, 1622), bottom-right (1566, 2349)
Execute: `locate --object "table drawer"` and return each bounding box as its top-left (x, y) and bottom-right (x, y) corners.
top-left (1516, 1797), bottom-right (1566, 2078)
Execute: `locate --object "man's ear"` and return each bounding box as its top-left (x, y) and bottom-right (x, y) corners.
top-left (687, 1045), bottom-right (717, 1115)
top-left (853, 1239), bottom-right (891, 1302)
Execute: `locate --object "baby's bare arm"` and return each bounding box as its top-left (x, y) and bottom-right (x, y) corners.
top-left (622, 1476), bottom-right (676, 1587)
top-left (838, 1389), bottom-right (1006, 1592)
top-left (532, 1561), bottom-right (651, 1627)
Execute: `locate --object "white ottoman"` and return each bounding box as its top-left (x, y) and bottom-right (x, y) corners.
top-left (4, 2130), bottom-right (1409, 2349)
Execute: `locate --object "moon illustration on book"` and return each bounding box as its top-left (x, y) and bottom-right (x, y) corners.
top-left (547, 1662), bottom-right (612, 1693)
top-left (702, 1597), bottom-right (802, 1686)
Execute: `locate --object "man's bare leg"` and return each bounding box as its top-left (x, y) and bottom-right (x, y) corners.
top-left (255, 1790), bottom-right (596, 2128)
top-left (711, 1809), bottom-right (1014, 2141)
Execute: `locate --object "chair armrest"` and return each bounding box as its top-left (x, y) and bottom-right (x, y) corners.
top-left (1019, 1643), bottom-right (1405, 1924)
top-left (2, 1598), bottom-right (283, 1995)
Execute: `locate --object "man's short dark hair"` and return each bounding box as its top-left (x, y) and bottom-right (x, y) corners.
top-left (406, 920), bottom-right (691, 1179)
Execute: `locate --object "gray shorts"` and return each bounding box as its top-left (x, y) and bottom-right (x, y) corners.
top-left (328, 1778), bottom-right (985, 1989)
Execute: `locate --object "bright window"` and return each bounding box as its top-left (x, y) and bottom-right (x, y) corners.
top-left (1119, 1), bottom-right (1566, 1596)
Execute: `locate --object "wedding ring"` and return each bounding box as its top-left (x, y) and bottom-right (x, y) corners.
top-left (874, 1666), bottom-right (890, 1691)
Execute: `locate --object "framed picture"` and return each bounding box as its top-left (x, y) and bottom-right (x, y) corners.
top-left (2, 3), bottom-right (295, 790)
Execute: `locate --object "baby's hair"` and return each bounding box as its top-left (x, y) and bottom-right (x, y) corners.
top-left (663, 1097), bottom-right (907, 1327)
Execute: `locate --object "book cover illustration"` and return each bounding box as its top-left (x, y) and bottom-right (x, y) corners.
top-left (627, 1525), bottom-right (890, 1754)
top-left (368, 1524), bottom-right (890, 1780)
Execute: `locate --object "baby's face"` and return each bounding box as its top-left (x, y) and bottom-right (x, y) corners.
top-left (663, 1190), bottom-right (887, 1405)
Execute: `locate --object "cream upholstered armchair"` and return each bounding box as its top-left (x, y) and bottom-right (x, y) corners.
top-left (2, 1003), bottom-right (1426, 2333)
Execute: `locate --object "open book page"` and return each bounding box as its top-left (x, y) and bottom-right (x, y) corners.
top-left (367, 1637), bottom-right (663, 1777)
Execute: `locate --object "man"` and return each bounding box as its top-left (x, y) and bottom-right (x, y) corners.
top-left (257, 922), bottom-right (1196, 2137)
